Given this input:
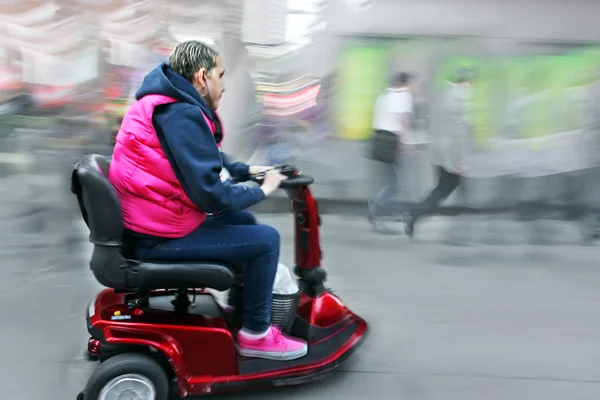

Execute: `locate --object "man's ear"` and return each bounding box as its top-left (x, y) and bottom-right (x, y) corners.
top-left (194, 68), bottom-right (207, 85)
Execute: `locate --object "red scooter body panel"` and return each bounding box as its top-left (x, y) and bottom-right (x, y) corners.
top-left (89, 288), bottom-right (367, 397)
top-left (297, 292), bottom-right (354, 331)
top-left (90, 289), bottom-right (239, 397)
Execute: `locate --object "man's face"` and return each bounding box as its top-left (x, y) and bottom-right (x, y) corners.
top-left (196, 56), bottom-right (226, 110)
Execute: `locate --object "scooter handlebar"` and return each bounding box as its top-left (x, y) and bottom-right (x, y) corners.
top-left (251, 164), bottom-right (314, 188)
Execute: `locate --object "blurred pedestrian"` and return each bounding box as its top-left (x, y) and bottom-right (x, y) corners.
top-left (367, 72), bottom-right (416, 231)
top-left (404, 69), bottom-right (474, 238)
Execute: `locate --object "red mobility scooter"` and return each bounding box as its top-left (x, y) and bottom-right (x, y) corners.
top-left (73, 154), bottom-right (368, 399)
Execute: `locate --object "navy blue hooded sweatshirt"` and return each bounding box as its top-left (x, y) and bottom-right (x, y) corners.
top-left (135, 63), bottom-right (265, 214)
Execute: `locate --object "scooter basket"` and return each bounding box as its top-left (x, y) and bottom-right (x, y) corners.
top-left (228, 282), bottom-right (300, 334)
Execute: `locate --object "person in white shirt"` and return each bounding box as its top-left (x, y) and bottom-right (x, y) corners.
top-left (368, 72), bottom-right (416, 229)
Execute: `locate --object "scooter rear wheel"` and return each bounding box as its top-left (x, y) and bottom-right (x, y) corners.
top-left (82, 353), bottom-right (169, 400)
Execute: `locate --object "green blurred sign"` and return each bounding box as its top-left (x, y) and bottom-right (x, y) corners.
top-left (333, 42), bottom-right (389, 141)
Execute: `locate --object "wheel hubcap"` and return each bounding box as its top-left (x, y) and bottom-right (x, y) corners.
top-left (98, 374), bottom-right (156, 400)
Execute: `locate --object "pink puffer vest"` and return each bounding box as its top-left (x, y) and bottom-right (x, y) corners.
top-left (109, 94), bottom-right (219, 238)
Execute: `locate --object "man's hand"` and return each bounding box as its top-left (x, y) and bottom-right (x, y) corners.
top-left (260, 171), bottom-right (288, 196)
top-left (249, 166), bottom-right (272, 175)
top-left (456, 164), bottom-right (466, 174)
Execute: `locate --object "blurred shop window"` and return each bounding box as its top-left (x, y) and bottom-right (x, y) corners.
top-left (287, 0), bottom-right (321, 13)
top-left (20, 45), bottom-right (98, 86)
top-left (286, 0), bottom-right (325, 45)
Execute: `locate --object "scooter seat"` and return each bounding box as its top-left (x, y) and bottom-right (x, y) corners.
top-left (72, 154), bottom-right (234, 292)
top-left (134, 260), bottom-right (233, 292)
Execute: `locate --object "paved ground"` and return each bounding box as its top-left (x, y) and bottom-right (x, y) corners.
top-left (0, 213), bottom-right (599, 399)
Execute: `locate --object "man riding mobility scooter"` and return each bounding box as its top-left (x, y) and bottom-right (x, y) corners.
top-left (73, 154), bottom-right (368, 399)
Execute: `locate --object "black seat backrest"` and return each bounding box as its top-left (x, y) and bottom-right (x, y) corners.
top-left (71, 154), bottom-right (129, 290)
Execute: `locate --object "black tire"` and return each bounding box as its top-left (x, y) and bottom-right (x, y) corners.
top-left (83, 353), bottom-right (170, 400)
top-left (86, 351), bottom-right (99, 362)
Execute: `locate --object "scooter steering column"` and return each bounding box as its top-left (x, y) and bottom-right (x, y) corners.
top-left (285, 185), bottom-right (326, 297)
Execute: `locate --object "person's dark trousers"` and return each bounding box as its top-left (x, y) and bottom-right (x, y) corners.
top-left (406, 165), bottom-right (461, 235)
top-left (123, 210), bottom-right (279, 333)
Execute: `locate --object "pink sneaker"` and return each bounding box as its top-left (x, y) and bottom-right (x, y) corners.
top-left (236, 326), bottom-right (308, 361)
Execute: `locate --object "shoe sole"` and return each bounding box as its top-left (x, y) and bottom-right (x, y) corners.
top-left (235, 343), bottom-right (308, 361)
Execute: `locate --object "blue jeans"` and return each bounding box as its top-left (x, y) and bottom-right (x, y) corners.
top-left (126, 211), bottom-right (279, 332)
top-left (371, 161), bottom-right (402, 217)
